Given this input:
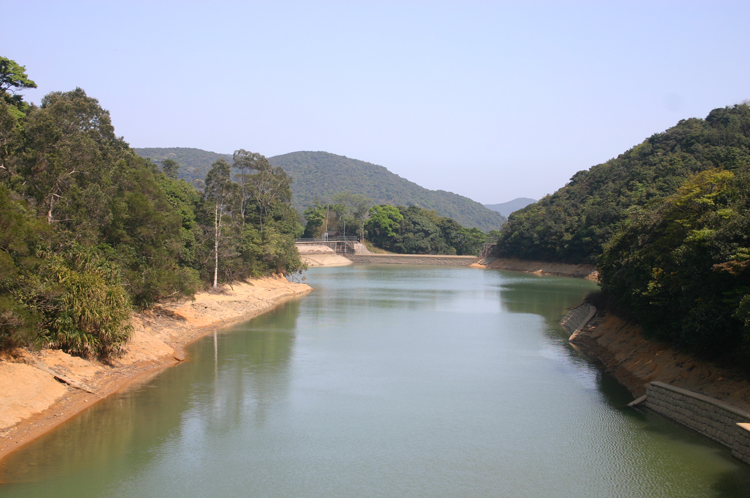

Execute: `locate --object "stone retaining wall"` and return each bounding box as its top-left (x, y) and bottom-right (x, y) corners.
top-left (641, 381), bottom-right (750, 464)
top-left (345, 254), bottom-right (478, 266)
top-left (560, 303), bottom-right (596, 336)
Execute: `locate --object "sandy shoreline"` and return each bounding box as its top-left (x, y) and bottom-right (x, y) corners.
top-left (0, 276), bottom-right (311, 463)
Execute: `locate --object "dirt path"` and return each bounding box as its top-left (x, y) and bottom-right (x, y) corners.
top-left (0, 276), bottom-right (311, 462)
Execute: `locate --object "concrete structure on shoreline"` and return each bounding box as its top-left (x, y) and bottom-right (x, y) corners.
top-left (632, 382), bottom-right (750, 465)
top-left (560, 305), bottom-right (750, 465)
top-left (345, 254), bottom-right (478, 266)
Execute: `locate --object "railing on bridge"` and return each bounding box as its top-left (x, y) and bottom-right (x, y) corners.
top-left (294, 237), bottom-right (361, 254)
top-left (295, 236), bottom-right (360, 243)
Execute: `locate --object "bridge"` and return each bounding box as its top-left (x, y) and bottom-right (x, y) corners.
top-left (295, 237), bottom-right (360, 255)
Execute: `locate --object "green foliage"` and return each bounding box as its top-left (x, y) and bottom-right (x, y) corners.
top-left (0, 59), bottom-right (303, 357)
top-left (134, 148), bottom-right (507, 232)
top-left (161, 158), bottom-right (179, 179)
top-left (133, 147), bottom-right (232, 189)
top-left (302, 202), bottom-right (326, 238)
top-left (27, 246), bottom-right (132, 358)
top-left (0, 185), bottom-right (50, 348)
top-left (365, 204), bottom-right (404, 243)
top-left (599, 167), bottom-right (750, 364)
top-left (496, 104), bottom-right (750, 264)
top-left (365, 204), bottom-right (484, 256)
top-left (0, 56), bottom-right (37, 117)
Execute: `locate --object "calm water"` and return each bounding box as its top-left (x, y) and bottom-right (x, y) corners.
top-left (2, 265), bottom-right (750, 497)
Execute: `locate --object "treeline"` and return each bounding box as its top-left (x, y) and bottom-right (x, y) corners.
top-left (598, 166), bottom-right (750, 364)
top-left (492, 103), bottom-right (750, 366)
top-left (495, 105), bottom-right (750, 264)
top-left (302, 194), bottom-right (488, 255)
top-left (0, 57), bottom-right (302, 358)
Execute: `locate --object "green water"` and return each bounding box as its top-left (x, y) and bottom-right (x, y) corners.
top-left (2, 265), bottom-right (750, 497)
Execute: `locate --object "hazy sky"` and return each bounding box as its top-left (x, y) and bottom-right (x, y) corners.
top-left (3, 1), bottom-right (748, 204)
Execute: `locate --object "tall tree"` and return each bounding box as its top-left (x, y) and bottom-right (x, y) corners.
top-left (0, 56), bottom-right (37, 117)
top-left (161, 158), bottom-right (179, 179)
top-left (246, 155), bottom-right (292, 232)
top-left (204, 159), bottom-right (234, 287)
top-left (232, 149), bottom-right (264, 225)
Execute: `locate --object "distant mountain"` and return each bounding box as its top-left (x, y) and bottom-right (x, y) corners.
top-left (134, 148), bottom-right (506, 232)
top-left (484, 198), bottom-right (537, 218)
top-left (268, 151), bottom-right (505, 231)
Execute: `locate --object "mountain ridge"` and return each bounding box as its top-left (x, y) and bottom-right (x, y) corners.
top-left (134, 148), bottom-right (506, 231)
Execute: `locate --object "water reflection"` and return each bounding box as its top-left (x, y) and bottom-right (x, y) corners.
top-left (0, 299), bottom-right (302, 495)
top-left (3, 266), bottom-right (750, 497)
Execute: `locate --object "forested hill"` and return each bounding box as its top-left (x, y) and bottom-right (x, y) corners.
top-left (496, 104), bottom-right (750, 264)
top-left (135, 149), bottom-right (507, 232)
top-left (268, 151), bottom-right (506, 231)
top-left (134, 147), bottom-right (232, 186)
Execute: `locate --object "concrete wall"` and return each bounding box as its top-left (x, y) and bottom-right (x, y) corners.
top-left (345, 254), bottom-right (478, 266)
top-left (641, 382), bottom-right (750, 464)
top-left (560, 303), bottom-right (596, 336)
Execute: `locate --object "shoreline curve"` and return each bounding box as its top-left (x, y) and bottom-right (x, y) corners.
top-left (0, 276), bottom-right (311, 464)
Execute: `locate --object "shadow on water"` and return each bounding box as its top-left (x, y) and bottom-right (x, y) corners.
top-left (0, 298), bottom-right (303, 495)
top-left (496, 271), bottom-right (597, 328)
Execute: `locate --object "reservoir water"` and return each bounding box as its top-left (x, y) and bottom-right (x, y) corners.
top-left (2, 265), bottom-right (750, 497)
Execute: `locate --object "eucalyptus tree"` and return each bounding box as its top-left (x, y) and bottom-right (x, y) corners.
top-left (232, 149), bottom-right (262, 225)
top-left (204, 159), bottom-right (235, 287)
top-left (332, 191), bottom-right (372, 238)
top-left (247, 156), bottom-right (292, 233)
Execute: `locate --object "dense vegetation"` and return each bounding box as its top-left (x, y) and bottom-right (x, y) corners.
top-left (135, 148), bottom-right (507, 232)
top-left (598, 166), bottom-right (750, 364)
top-left (492, 103), bottom-right (750, 366)
top-left (495, 105), bottom-right (750, 264)
top-left (300, 192), bottom-right (487, 256)
top-left (133, 147), bottom-right (232, 188)
top-left (365, 205), bottom-right (487, 255)
top-left (0, 58), bottom-right (302, 358)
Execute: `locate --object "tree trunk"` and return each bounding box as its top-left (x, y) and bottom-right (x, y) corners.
top-left (213, 203), bottom-right (220, 288)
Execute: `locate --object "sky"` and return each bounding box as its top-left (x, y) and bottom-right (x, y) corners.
top-left (3, 1), bottom-right (748, 204)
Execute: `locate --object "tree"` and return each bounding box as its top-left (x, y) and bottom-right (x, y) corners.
top-left (21, 88), bottom-right (123, 225)
top-left (303, 202), bottom-right (326, 238)
top-left (204, 159), bottom-right (234, 287)
top-left (365, 204), bottom-right (403, 245)
top-left (332, 191), bottom-right (371, 238)
top-left (0, 56), bottom-right (37, 117)
top-left (161, 158), bottom-right (179, 179)
top-left (232, 149), bottom-right (263, 225)
top-left (245, 154), bottom-right (292, 232)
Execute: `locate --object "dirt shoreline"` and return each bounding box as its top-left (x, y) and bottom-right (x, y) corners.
top-left (570, 312), bottom-right (750, 413)
top-left (483, 257), bottom-right (750, 412)
top-left (471, 257), bottom-right (599, 280)
top-left (0, 276), bottom-right (311, 463)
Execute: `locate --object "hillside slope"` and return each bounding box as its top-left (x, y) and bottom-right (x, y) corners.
top-left (495, 104), bottom-right (750, 264)
top-left (134, 147), bottom-right (232, 186)
top-left (135, 148), bottom-right (506, 231)
top-left (269, 151), bottom-right (506, 231)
